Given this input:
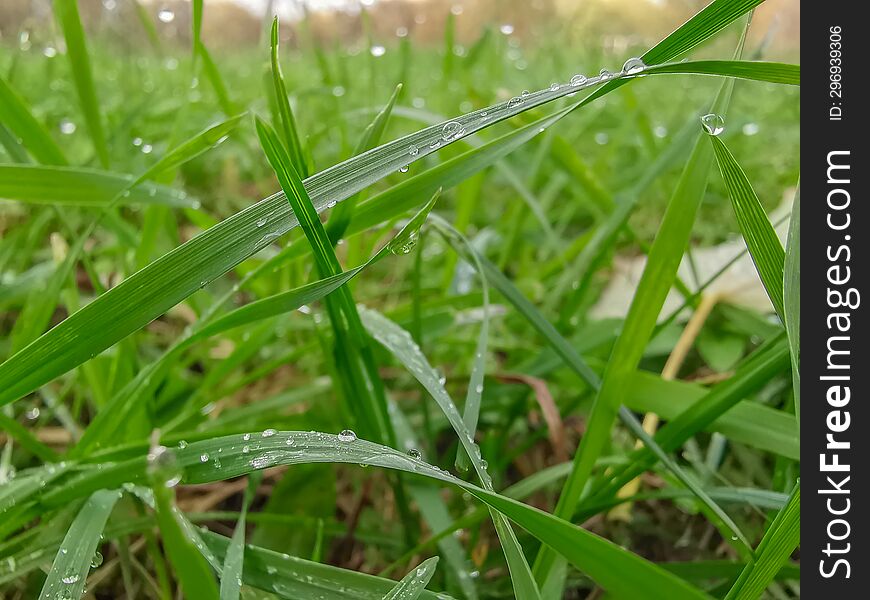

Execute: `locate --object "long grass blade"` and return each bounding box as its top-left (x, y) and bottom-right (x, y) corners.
top-left (0, 75), bottom-right (67, 165)
top-left (708, 134), bottom-right (786, 319)
top-left (270, 18), bottom-right (308, 177)
top-left (359, 307), bottom-right (542, 599)
top-left (42, 431), bottom-right (711, 600)
top-left (383, 557), bottom-right (439, 600)
top-left (38, 489), bottom-right (121, 600)
top-left (53, 0), bottom-right (110, 167)
top-left (724, 482), bottom-right (800, 600)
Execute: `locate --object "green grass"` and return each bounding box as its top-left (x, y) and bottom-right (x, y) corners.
top-left (0, 0), bottom-right (799, 598)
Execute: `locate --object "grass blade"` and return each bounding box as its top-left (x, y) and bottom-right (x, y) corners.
top-left (708, 134), bottom-right (786, 319)
top-left (38, 489), bottom-right (121, 600)
top-left (43, 432), bottom-right (711, 600)
top-left (53, 0), bottom-right (110, 168)
top-left (358, 308), bottom-right (541, 599)
top-left (0, 165), bottom-right (194, 207)
top-left (202, 530), bottom-right (450, 600)
top-left (327, 83), bottom-right (403, 243)
top-left (270, 18), bottom-right (308, 177)
top-left (724, 482), bottom-right (800, 600)
top-left (220, 473), bottom-right (261, 600)
top-left (0, 75), bottom-right (67, 165)
top-left (254, 114), bottom-right (392, 444)
top-left (383, 557), bottom-right (439, 600)
top-left (642, 60), bottom-right (799, 85)
top-left (152, 483), bottom-right (220, 599)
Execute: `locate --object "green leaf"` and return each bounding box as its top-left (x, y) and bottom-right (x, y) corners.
top-left (53, 0), bottom-right (110, 168)
top-left (327, 83), bottom-right (403, 243)
top-left (708, 135), bottom-right (786, 319)
top-left (199, 43), bottom-right (239, 116)
top-left (201, 530), bottom-right (450, 600)
top-left (0, 165), bottom-right (195, 207)
top-left (255, 113), bottom-right (394, 446)
top-left (0, 75), bottom-right (67, 165)
top-left (153, 484), bottom-right (220, 600)
top-left (642, 60), bottom-right (799, 85)
top-left (44, 432), bottom-right (711, 600)
top-left (137, 113), bottom-right (248, 184)
top-left (270, 18), bottom-right (308, 177)
top-left (359, 307), bottom-right (541, 600)
top-left (383, 557), bottom-right (439, 600)
top-left (625, 371), bottom-right (799, 460)
top-left (221, 473), bottom-right (261, 600)
top-left (38, 489), bottom-right (121, 600)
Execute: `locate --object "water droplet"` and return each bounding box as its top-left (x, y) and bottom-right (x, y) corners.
top-left (141, 144), bottom-right (153, 154)
top-left (25, 407), bottom-right (40, 420)
top-left (549, 82), bottom-right (560, 92)
top-left (398, 165), bottom-right (409, 173)
top-left (416, 566), bottom-right (426, 576)
top-left (262, 428), bottom-right (277, 438)
top-left (441, 121), bottom-right (466, 142)
top-left (338, 429), bottom-right (357, 442)
top-left (469, 569), bottom-right (480, 579)
top-left (43, 46), bottom-right (57, 58)
top-left (132, 137), bottom-right (143, 147)
top-left (266, 565), bottom-right (278, 575)
top-left (392, 231), bottom-right (418, 255)
top-left (90, 551), bottom-right (103, 568)
top-left (474, 383), bottom-right (484, 394)
top-left (480, 459), bottom-right (488, 469)
top-left (507, 96), bottom-right (523, 108)
top-left (396, 26), bottom-right (409, 38)
top-left (499, 24), bottom-right (515, 35)
top-left (570, 74), bottom-right (588, 87)
top-left (622, 57), bottom-right (647, 75)
top-left (200, 453), bottom-right (209, 463)
top-left (370, 45), bottom-right (386, 58)
top-left (242, 445), bottom-right (250, 454)
top-left (243, 433), bottom-right (251, 441)
top-left (598, 68), bottom-right (614, 80)
top-left (408, 145), bottom-right (419, 156)
top-left (331, 85), bottom-right (346, 97)
top-left (59, 119), bottom-right (76, 135)
top-left (407, 448), bottom-right (422, 459)
top-left (700, 113), bottom-right (725, 136)
top-left (157, 8), bottom-right (175, 23)
top-left (595, 132), bottom-right (609, 145)
top-left (653, 125), bottom-right (668, 138)
top-left (147, 444), bottom-right (182, 488)
top-left (61, 573), bottom-right (80, 584)
top-left (742, 122), bottom-right (759, 136)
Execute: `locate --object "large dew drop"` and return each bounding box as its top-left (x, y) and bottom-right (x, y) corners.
top-left (146, 444), bottom-right (182, 488)
top-left (441, 121), bottom-right (466, 142)
top-left (569, 73), bottom-right (588, 87)
top-left (338, 429), bottom-right (357, 443)
top-left (622, 57), bottom-right (647, 75)
top-left (700, 113), bottom-right (725, 136)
